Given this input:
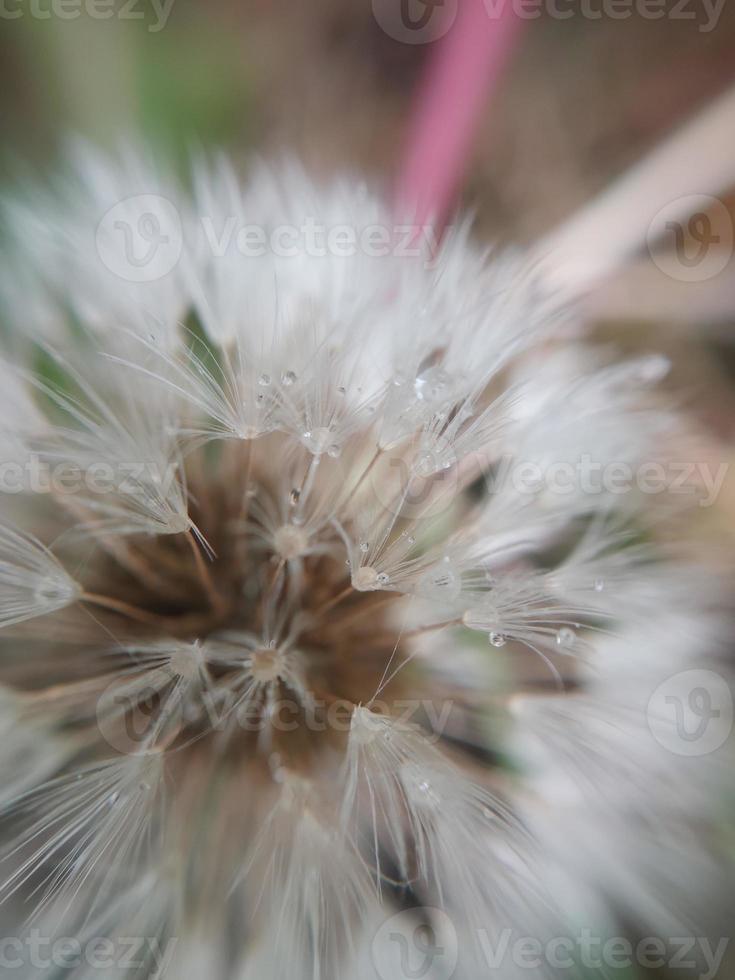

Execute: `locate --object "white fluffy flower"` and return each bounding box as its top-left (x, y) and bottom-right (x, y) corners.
top-left (0, 145), bottom-right (731, 979)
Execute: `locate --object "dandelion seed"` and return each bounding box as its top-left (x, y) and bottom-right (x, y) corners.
top-left (0, 525), bottom-right (80, 629)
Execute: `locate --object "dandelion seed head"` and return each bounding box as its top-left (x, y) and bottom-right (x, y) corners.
top-left (250, 646), bottom-right (287, 684)
top-left (169, 642), bottom-right (204, 681)
top-left (0, 147), bottom-right (729, 979)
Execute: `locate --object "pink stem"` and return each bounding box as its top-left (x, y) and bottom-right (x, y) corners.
top-left (394, 0), bottom-right (525, 230)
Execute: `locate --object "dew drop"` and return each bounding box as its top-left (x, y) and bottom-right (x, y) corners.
top-left (401, 765), bottom-right (440, 808)
top-left (418, 560), bottom-right (460, 601)
top-left (289, 488), bottom-right (301, 506)
top-left (302, 426), bottom-right (332, 455)
top-left (414, 366), bottom-right (451, 404)
top-left (376, 572), bottom-right (390, 586)
top-left (489, 632), bottom-right (506, 648)
top-left (593, 578), bottom-right (605, 593)
top-left (556, 627), bottom-right (575, 649)
top-left (281, 370), bottom-right (297, 386)
top-left (637, 354), bottom-right (671, 383)
top-left (414, 451), bottom-right (437, 477)
top-left (327, 444), bottom-right (341, 458)
top-left (359, 541), bottom-right (369, 553)
top-left (258, 373), bottom-right (271, 387)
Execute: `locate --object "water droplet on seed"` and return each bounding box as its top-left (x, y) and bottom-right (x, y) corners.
top-left (418, 560), bottom-right (460, 601)
top-left (302, 426), bottom-right (332, 455)
top-left (556, 627), bottom-right (575, 649)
